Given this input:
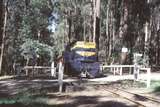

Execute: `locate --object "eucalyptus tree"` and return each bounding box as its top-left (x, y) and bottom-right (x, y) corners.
top-left (0, 0), bottom-right (8, 74)
top-left (0, 0), bottom-right (3, 44)
top-left (0, 0), bottom-right (55, 75)
top-left (19, 0), bottom-right (54, 66)
top-left (50, 0), bottom-right (95, 57)
top-left (148, 0), bottom-right (160, 66)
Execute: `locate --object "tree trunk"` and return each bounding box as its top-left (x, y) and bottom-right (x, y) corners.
top-left (156, 17), bottom-right (160, 65)
top-left (68, 10), bottom-right (72, 43)
top-left (105, 0), bottom-right (110, 62)
top-left (93, 0), bottom-right (100, 53)
top-left (93, 0), bottom-right (96, 42)
top-left (0, 0), bottom-right (3, 45)
top-left (25, 58), bottom-right (30, 76)
top-left (95, 0), bottom-right (100, 50)
top-left (83, 16), bottom-right (86, 41)
top-left (0, 0), bottom-right (8, 75)
top-left (108, 9), bottom-right (112, 59)
top-left (157, 31), bottom-right (160, 65)
top-left (106, 0), bottom-right (110, 38)
top-left (89, 0), bottom-right (94, 42)
top-left (144, 22), bottom-right (149, 66)
top-left (143, 0), bottom-right (151, 67)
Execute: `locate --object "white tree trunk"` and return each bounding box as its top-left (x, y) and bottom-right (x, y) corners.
top-left (0, 0), bottom-right (8, 74)
top-left (93, 0), bottom-right (101, 42)
top-left (93, 0), bottom-right (96, 42)
top-left (144, 22), bottom-right (149, 66)
top-left (106, 0), bottom-right (110, 37)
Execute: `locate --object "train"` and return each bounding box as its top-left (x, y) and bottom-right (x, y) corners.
top-left (63, 41), bottom-right (101, 78)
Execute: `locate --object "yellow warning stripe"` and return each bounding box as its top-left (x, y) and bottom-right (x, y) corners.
top-left (71, 41), bottom-right (96, 49)
top-left (76, 51), bottom-right (96, 57)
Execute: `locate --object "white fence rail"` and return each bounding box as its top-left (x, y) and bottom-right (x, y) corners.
top-left (23, 63), bottom-right (64, 93)
top-left (101, 64), bottom-right (151, 88)
top-left (139, 68), bottom-right (151, 88)
top-left (22, 64), bottom-right (151, 92)
top-left (100, 65), bottom-right (135, 75)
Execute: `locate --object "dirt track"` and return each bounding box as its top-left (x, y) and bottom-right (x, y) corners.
top-left (0, 77), bottom-right (159, 107)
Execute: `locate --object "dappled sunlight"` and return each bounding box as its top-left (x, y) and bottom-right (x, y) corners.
top-left (1, 78), bottom-right (160, 106)
top-left (0, 92), bottom-right (136, 107)
top-left (1, 0), bottom-right (160, 106)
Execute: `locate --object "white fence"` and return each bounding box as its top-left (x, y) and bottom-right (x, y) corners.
top-left (23, 62), bottom-right (64, 93)
top-left (101, 64), bottom-right (151, 88)
top-left (101, 65), bottom-right (135, 75)
top-left (22, 64), bottom-right (151, 92)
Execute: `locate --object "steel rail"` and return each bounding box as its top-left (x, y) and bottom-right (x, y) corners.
top-left (117, 88), bottom-right (160, 104)
top-left (101, 86), bottom-right (146, 107)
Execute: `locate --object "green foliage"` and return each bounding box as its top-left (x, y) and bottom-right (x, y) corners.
top-left (150, 80), bottom-right (160, 92)
top-left (52, 0), bottom-right (93, 41)
top-left (18, 0), bottom-right (55, 63)
top-left (1, 0), bottom-right (160, 75)
top-left (51, 20), bottom-right (68, 56)
top-left (20, 39), bottom-right (54, 62)
top-left (142, 54), bottom-right (150, 67)
top-left (133, 54), bottom-right (143, 65)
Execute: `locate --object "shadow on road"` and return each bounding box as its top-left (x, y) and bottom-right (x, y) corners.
top-left (0, 95), bottom-right (136, 107)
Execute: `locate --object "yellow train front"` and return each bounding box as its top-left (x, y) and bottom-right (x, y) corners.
top-left (64, 41), bottom-right (100, 78)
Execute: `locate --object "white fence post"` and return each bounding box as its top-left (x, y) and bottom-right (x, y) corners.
top-left (113, 67), bottom-right (116, 75)
top-left (51, 62), bottom-right (56, 77)
top-left (58, 61), bottom-right (64, 93)
top-left (147, 68), bottom-right (151, 88)
top-left (120, 67), bottom-right (122, 75)
top-left (134, 64), bottom-right (139, 80)
top-left (139, 67), bottom-right (151, 88)
top-left (129, 67), bottom-right (132, 74)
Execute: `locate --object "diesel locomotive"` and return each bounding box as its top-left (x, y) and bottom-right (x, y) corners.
top-left (63, 41), bottom-right (100, 78)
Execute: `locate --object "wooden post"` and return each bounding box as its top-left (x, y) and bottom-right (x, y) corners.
top-left (26, 70), bottom-right (28, 76)
top-left (110, 66), bottom-right (113, 74)
top-left (147, 68), bottom-right (151, 88)
top-left (134, 64), bottom-right (138, 80)
top-left (58, 62), bottom-right (64, 93)
top-left (51, 62), bottom-right (56, 77)
top-left (129, 67), bottom-right (132, 74)
top-left (113, 67), bottom-right (116, 75)
top-left (137, 66), bottom-right (140, 79)
top-left (120, 67), bottom-right (122, 75)
top-left (100, 66), bottom-right (104, 73)
top-left (32, 66), bottom-right (34, 77)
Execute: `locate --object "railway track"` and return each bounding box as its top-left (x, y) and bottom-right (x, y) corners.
top-left (117, 88), bottom-right (160, 103)
top-left (100, 85), bottom-right (160, 107)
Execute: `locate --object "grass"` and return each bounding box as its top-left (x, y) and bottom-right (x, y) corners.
top-left (150, 80), bottom-right (160, 92)
top-left (0, 91), bottom-right (49, 106)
